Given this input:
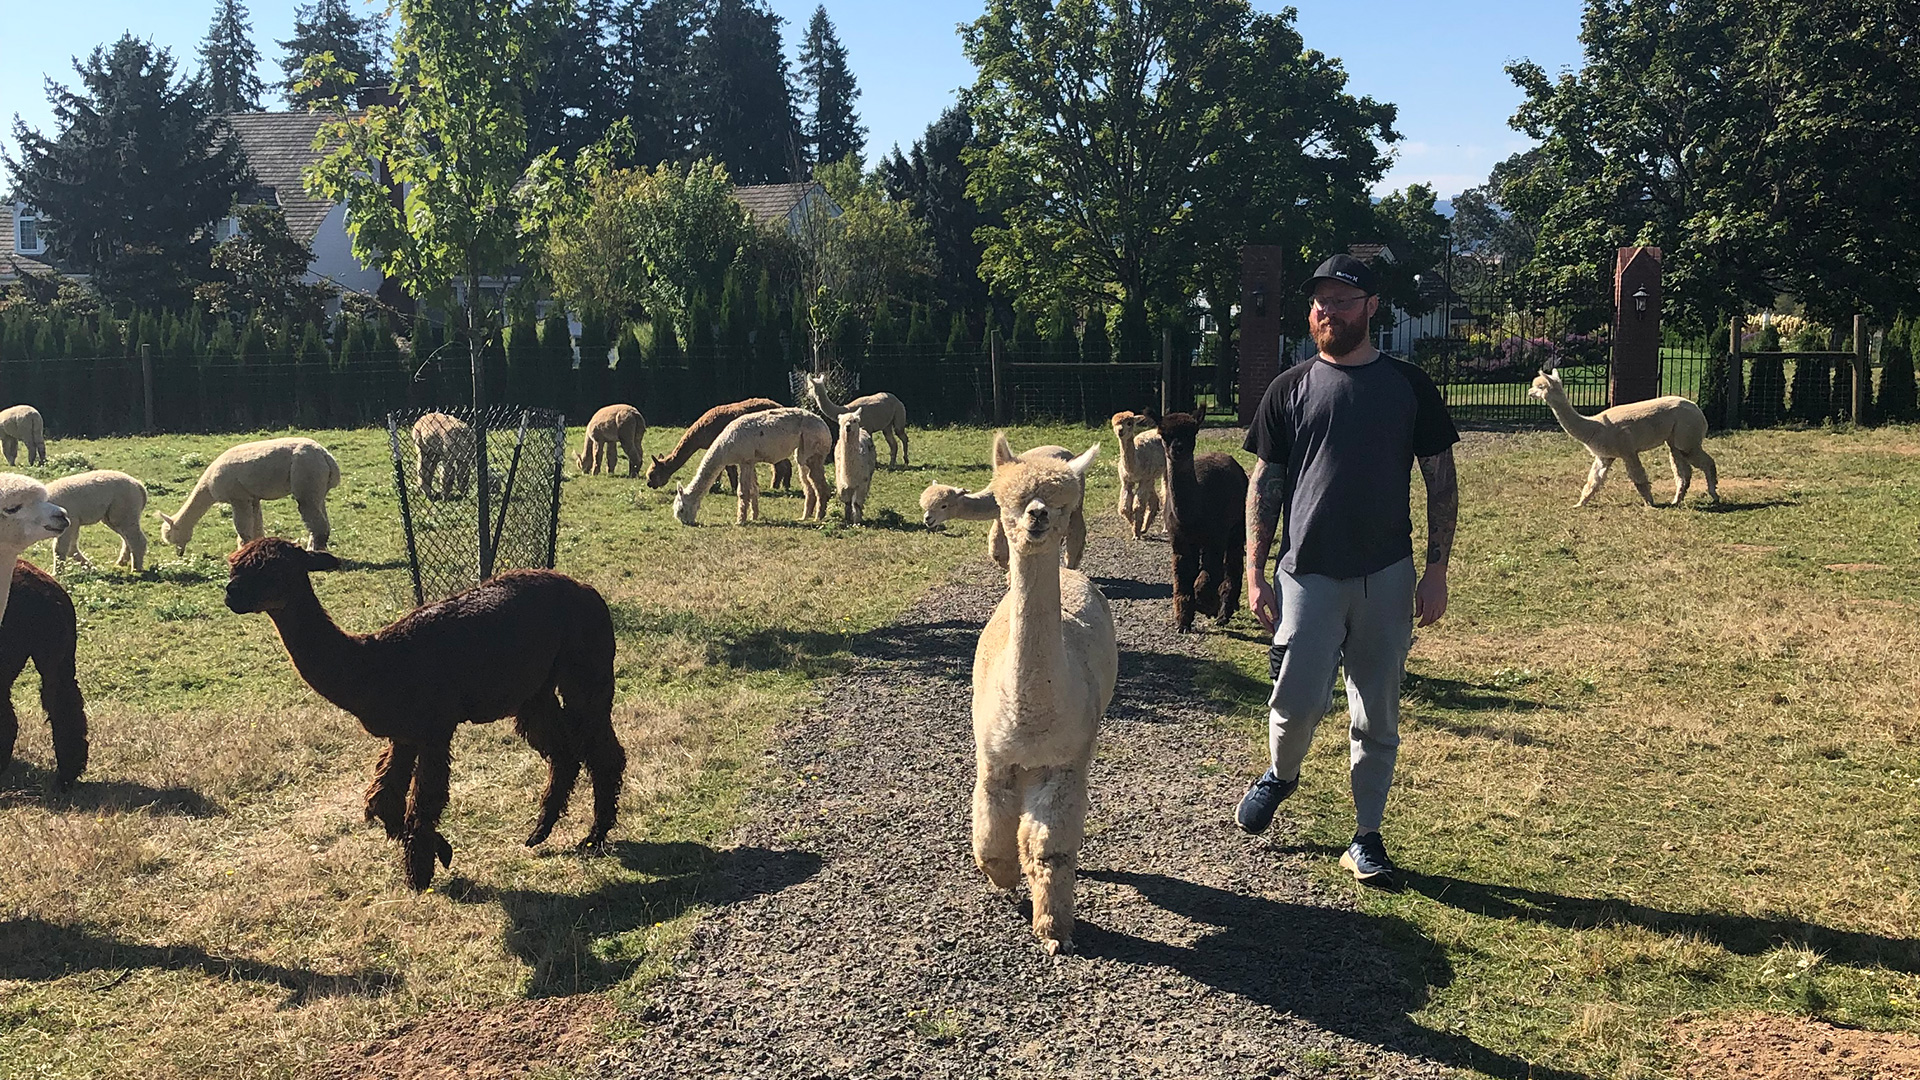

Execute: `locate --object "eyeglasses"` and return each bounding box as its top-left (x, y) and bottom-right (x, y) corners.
top-left (1309, 294), bottom-right (1374, 314)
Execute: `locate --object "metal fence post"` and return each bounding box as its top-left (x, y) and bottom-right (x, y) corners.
top-left (140, 343), bottom-right (155, 432)
top-left (1854, 314), bottom-right (1870, 424)
top-left (990, 329), bottom-right (1007, 426)
top-left (1727, 315), bottom-right (1744, 429)
top-left (1161, 328), bottom-right (1174, 418)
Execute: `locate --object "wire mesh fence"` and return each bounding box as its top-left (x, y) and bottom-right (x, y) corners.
top-left (386, 405), bottom-right (565, 607)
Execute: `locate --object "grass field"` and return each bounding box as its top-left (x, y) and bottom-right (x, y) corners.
top-left (1198, 422), bottom-right (1920, 1079)
top-left (3, 417), bottom-right (1918, 1079)
top-left (0, 420), bottom-right (1113, 1080)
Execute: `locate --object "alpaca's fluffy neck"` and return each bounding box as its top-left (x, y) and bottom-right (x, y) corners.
top-left (1114, 427), bottom-right (1141, 473)
top-left (1166, 451), bottom-right (1202, 525)
top-left (955, 489), bottom-right (999, 521)
top-left (169, 482), bottom-right (220, 535)
top-left (807, 380), bottom-right (848, 420)
top-left (265, 582), bottom-right (376, 720)
top-left (1003, 540), bottom-right (1067, 699)
top-left (1542, 386), bottom-right (1608, 443)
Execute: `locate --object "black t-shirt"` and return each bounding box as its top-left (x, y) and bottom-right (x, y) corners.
top-left (1243, 352), bottom-right (1459, 580)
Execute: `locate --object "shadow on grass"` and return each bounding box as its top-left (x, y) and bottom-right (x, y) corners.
top-left (1091, 576), bottom-right (1172, 602)
top-left (0, 763), bottom-right (216, 816)
top-left (608, 603), bottom-right (855, 679)
top-left (0, 916), bottom-right (397, 1006)
top-left (1080, 870), bottom-right (1591, 1080)
top-left (1407, 873), bottom-right (1920, 976)
top-left (443, 841), bottom-right (823, 998)
top-left (1401, 673), bottom-right (1550, 747)
top-left (1694, 498), bottom-right (1797, 514)
top-left (338, 556), bottom-right (411, 572)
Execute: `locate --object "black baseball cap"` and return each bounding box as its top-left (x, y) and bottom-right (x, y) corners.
top-left (1300, 253), bottom-right (1377, 296)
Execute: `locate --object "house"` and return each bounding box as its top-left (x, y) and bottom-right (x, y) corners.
top-left (218, 111), bottom-right (384, 303)
top-left (732, 182), bottom-right (841, 237)
top-left (1, 202), bottom-right (83, 286)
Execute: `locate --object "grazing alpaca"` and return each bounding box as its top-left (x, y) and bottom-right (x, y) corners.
top-left (0, 406), bottom-right (47, 466)
top-left (645, 397), bottom-right (792, 493)
top-left (1111, 411), bottom-right (1167, 538)
top-left (971, 434), bottom-right (1114, 955)
top-left (0, 560), bottom-right (87, 789)
top-left (159, 437), bottom-right (341, 554)
top-left (672, 408), bottom-right (831, 525)
top-left (1157, 413), bottom-right (1246, 633)
top-left (834, 412), bottom-right (876, 525)
top-left (1529, 361), bottom-right (1719, 507)
top-left (804, 373), bottom-right (910, 466)
top-left (578, 404), bottom-right (647, 477)
top-left (224, 538), bottom-right (627, 890)
top-left (0, 475), bottom-right (70, 623)
top-left (412, 412), bottom-right (474, 501)
top-left (45, 470), bottom-right (149, 572)
top-left (919, 441), bottom-right (1090, 570)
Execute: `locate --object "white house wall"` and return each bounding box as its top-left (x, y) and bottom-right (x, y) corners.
top-left (306, 203), bottom-right (382, 296)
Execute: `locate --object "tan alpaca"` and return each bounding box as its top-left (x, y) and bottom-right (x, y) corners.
top-left (1110, 411), bottom-right (1166, 538)
top-left (834, 412), bottom-right (876, 525)
top-left (578, 404), bottom-right (647, 477)
top-left (0, 473), bottom-right (70, 621)
top-left (159, 437), bottom-right (342, 553)
top-left (672, 408), bottom-right (831, 525)
top-left (919, 442), bottom-right (1089, 570)
top-left (412, 412), bottom-right (474, 501)
top-left (45, 470), bottom-right (149, 571)
top-left (0, 406), bottom-right (47, 466)
top-left (804, 373), bottom-right (910, 465)
top-left (971, 434), bottom-right (1114, 955)
top-left (1529, 362), bottom-right (1718, 507)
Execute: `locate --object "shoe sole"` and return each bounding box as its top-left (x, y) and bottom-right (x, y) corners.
top-left (1340, 850), bottom-right (1400, 889)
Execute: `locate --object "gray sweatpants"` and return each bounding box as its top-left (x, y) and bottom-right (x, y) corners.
top-left (1266, 557), bottom-right (1415, 832)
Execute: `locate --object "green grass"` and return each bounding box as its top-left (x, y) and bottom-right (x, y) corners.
top-left (0, 419), bottom-right (1117, 1080)
top-left (1200, 423), bottom-right (1920, 1079)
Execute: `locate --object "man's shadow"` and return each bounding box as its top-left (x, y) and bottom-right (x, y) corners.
top-left (1079, 869), bottom-right (1593, 1080)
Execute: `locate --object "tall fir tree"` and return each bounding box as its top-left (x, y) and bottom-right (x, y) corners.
top-left (880, 106), bottom-right (996, 313)
top-left (796, 6), bottom-right (863, 167)
top-left (278, 0), bottom-right (389, 108)
top-left (610, 0), bottom-right (701, 165)
top-left (690, 0), bottom-right (800, 183)
top-left (201, 0), bottom-right (265, 113)
top-left (528, 0), bottom-right (618, 156)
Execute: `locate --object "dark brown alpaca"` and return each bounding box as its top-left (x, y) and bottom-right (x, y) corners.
top-left (1157, 413), bottom-right (1247, 633)
top-left (0, 561), bottom-right (87, 789)
top-left (224, 538), bottom-right (626, 890)
top-left (645, 397), bottom-right (793, 492)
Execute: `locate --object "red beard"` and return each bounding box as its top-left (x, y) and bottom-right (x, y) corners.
top-left (1311, 315), bottom-right (1370, 357)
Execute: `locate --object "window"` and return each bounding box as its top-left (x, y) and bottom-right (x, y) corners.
top-left (14, 206), bottom-right (46, 255)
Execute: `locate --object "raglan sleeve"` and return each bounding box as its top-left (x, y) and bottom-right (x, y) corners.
top-left (1242, 374), bottom-right (1292, 464)
top-left (1404, 363), bottom-right (1460, 458)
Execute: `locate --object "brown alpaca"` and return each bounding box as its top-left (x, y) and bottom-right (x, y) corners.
top-left (0, 560), bottom-right (87, 789)
top-left (1157, 413), bottom-right (1247, 633)
top-left (577, 404), bottom-right (647, 477)
top-left (224, 539), bottom-right (627, 890)
top-left (644, 398), bottom-right (793, 493)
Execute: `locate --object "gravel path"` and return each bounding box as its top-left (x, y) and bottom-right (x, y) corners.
top-left (596, 514), bottom-right (1565, 1080)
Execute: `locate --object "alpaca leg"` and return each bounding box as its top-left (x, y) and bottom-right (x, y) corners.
top-left (55, 525), bottom-right (90, 569)
top-left (1172, 546), bottom-right (1200, 632)
top-left (32, 439), bottom-right (44, 466)
top-left (1218, 540), bottom-right (1245, 627)
top-left (1019, 765), bottom-right (1088, 955)
top-left (623, 433), bottom-right (644, 478)
top-left (972, 762), bottom-right (1021, 890)
top-left (122, 522), bottom-right (147, 571)
top-left (2, 435), bottom-right (17, 466)
top-left (988, 519), bottom-right (1010, 571)
top-left (722, 464), bottom-right (739, 494)
top-left (1575, 458), bottom-right (1611, 507)
top-left (576, 721), bottom-right (626, 848)
top-left (881, 428), bottom-right (901, 466)
top-left (403, 741), bottom-right (454, 890)
top-left (296, 495), bottom-right (332, 551)
top-left (1668, 446), bottom-right (1693, 505)
top-left (772, 458), bottom-right (793, 490)
top-left (1690, 447), bottom-right (1719, 502)
top-left (1194, 544), bottom-right (1224, 618)
top-left (0, 650), bottom-right (27, 777)
top-left (896, 424), bottom-right (909, 466)
top-left (1065, 508), bottom-right (1087, 570)
top-left (515, 692), bottom-right (580, 847)
top-left (1142, 482), bottom-right (1163, 536)
top-left (38, 654), bottom-right (87, 790)
top-left (737, 465), bottom-right (759, 524)
top-left (232, 500), bottom-right (262, 548)
top-left (1620, 453), bottom-right (1657, 507)
top-left (806, 460), bottom-right (830, 521)
top-left (364, 741), bottom-right (417, 839)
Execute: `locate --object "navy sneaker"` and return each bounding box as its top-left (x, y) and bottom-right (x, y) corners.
top-left (1341, 831), bottom-right (1401, 889)
top-left (1234, 768), bottom-right (1299, 834)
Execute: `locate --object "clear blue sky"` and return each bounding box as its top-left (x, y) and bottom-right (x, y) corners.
top-left (3, 1), bottom-right (1585, 199)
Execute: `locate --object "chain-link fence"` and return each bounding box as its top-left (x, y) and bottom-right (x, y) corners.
top-left (386, 405), bottom-right (566, 607)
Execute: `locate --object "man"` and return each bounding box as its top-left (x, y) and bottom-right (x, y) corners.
top-left (1235, 253), bottom-right (1459, 889)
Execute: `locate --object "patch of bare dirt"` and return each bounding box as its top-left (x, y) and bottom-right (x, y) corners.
top-left (1675, 1013), bottom-right (1920, 1080)
top-left (319, 996), bottom-right (615, 1080)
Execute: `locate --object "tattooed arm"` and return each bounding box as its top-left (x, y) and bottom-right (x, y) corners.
top-left (1245, 458), bottom-right (1285, 632)
top-left (1415, 448), bottom-right (1457, 625)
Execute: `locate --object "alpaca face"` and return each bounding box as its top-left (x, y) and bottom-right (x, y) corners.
top-left (1157, 414), bottom-right (1200, 464)
top-left (991, 466), bottom-right (1081, 556)
top-left (0, 474), bottom-right (68, 550)
top-left (225, 537), bottom-right (339, 613)
top-left (671, 487), bottom-right (699, 526)
top-left (645, 455), bottom-right (676, 489)
top-left (919, 484), bottom-right (965, 530)
top-left (1527, 371), bottom-right (1562, 400)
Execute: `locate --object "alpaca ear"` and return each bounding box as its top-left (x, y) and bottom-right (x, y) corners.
top-left (1540, 356), bottom-right (1559, 375)
top-left (305, 550), bottom-right (342, 572)
top-left (156, 511), bottom-right (174, 526)
top-left (1067, 444), bottom-right (1100, 480)
top-left (991, 431), bottom-right (1016, 468)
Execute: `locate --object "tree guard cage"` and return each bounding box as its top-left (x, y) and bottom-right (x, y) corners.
top-left (385, 405), bottom-right (566, 607)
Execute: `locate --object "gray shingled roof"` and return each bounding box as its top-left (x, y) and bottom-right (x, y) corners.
top-left (219, 111), bottom-right (341, 243)
top-left (0, 206), bottom-right (71, 281)
top-left (733, 182), bottom-right (818, 229)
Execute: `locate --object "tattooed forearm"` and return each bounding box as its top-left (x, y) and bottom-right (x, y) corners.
top-left (1419, 449), bottom-right (1458, 567)
top-left (1245, 458), bottom-right (1285, 573)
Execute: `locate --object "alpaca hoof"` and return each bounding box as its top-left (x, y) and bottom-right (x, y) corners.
top-left (1041, 935), bottom-right (1071, 956)
top-left (576, 831), bottom-right (611, 852)
top-left (525, 821), bottom-right (555, 847)
top-left (437, 834), bottom-right (453, 869)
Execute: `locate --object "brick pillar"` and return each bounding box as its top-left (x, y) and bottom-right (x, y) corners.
top-left (1237, 245), bottom-right (1286, 424)
top-left (1610, 246), bottom-right (1663, 406)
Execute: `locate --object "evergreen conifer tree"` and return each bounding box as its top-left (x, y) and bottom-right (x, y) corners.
top-left (1745, 320), bottom-right (1786, 426)
top-left (529, 0), bottom-right (617, 156)
top-left (690, 0), bottom-right (800, 183)
top-left (1081, 306), bottom-right (1112, 364)
top-left (1788, 324), bottom-right (1830, 422)
top-left (236, 316), bottom-right (268, 428)
top-left (615, 321), bottom-right (647, 410)
top-left (201, 0), bottom-right (265, 113)
top-left (506, 313), bottom-right (541, 405)
top-left (293, 321), bottom-right (328, 427)
top-left (334, 317), bottom-right (367, 425)
top-left (278, 0), bottom-right (388, 108)
top-left (1878, 316), bottom-right (1919, 422)
top-left (610, 0), bottom-right (701, 165)
top-left (576, 311), bottom-right (611, 416)
top-left (539, 311), bottom-right (574, 411)
top-left (797, 6), bottom-right (864, 166)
